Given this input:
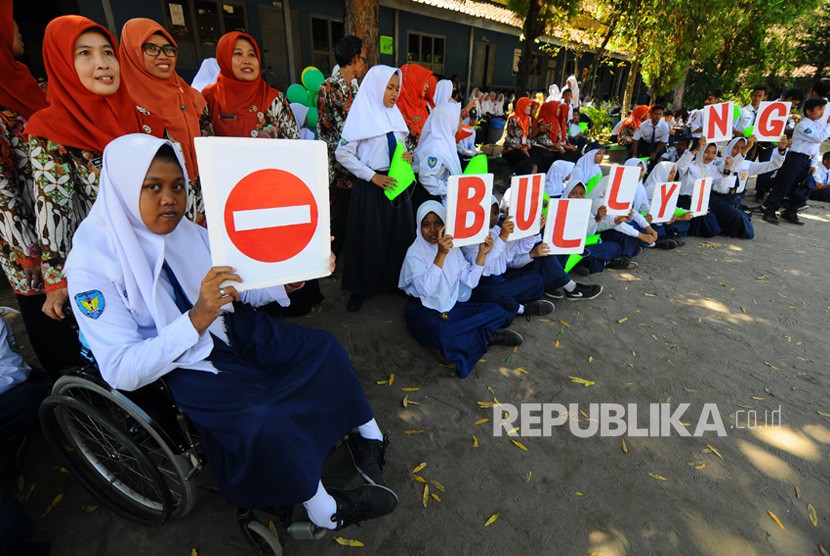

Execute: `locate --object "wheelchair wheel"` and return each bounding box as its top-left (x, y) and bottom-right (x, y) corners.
top-left (245, 520), bottom-right (283, 556)
top-left (49, 375), bottom-right (198, 519)
top-left (40, 395), bottom-right (174, 526)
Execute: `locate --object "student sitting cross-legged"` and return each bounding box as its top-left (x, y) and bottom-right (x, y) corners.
top-left (399, 201), bottom-right (522, 378)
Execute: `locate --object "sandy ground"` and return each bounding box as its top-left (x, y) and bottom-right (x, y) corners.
top-left (4, 187), bottom-right (830, 556)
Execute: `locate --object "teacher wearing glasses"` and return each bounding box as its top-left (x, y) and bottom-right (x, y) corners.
top-left (120, 18), bottom-right (212, 222)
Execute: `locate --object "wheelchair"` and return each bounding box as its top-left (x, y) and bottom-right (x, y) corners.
top-left (38, 308), bottom-right (329, 555)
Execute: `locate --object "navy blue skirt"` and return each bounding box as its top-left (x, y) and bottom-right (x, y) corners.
top-left (165, 311), bottom-right (372, 508)
top-left (709, 193), bottom-right (754, 239)
top-left (676, 194), bottom-right (721, 238)
top-left (470, 270), bottom-right (544, 322)
top-left (404, 298), bottom-right (510, 378)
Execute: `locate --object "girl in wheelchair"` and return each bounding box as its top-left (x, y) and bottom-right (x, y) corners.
top-left (64, 134), bottom-right (396, 531)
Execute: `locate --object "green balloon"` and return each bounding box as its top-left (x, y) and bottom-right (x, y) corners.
top-left (743, 125), bottom-right (754, 138)
top-left (306, 106), bottom-right (318, 129)
top-left (286, 83), bottom-right (307, 105)
top-left (302, 68), bottom-right (325, 94)
top-left (305, 89), bottom-right (317, 108)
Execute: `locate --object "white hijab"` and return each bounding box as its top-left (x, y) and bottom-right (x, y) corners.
top-left (434, 79), bottom-right (454, 106)
top-left (545, 160), bottom-right (575, 197)
top-left (340, 65), bottom-right (408, 142)
top-left (399, 201), bottom-right (469, 313)
top-left (65, 134), bottom-right (215, 365)
top-left (624, 158), bottom-right (650, 213)
top-left (567, 148), bottom-right (603, 190)
top-left (644, 161), bottom-right (676, 197)
top-left (290, 102), bottom-right (308, 128)
top-left (415, 102), bottom-right (463, 175)
top-left (680, 140), bottom-right (719, 195)
top-left (191, 58), bottom-right (219, 92)
top-left (566, 76), bottom-right (580, 107)
top-left (547, 84), bottom-right (561, 102)
top-left (494, 94), bottom-right (505, 116)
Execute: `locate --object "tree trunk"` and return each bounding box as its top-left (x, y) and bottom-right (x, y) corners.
top-left (513, 0), bottom-right (543, 100)
top-left (345, 0), bottom-right (380, 65)
top-left (587, 18), bottom-right (618, 97)
top-left (672, 68), bottom-right (688, 109)
top-left (622, 60), bottom-right (639, 111)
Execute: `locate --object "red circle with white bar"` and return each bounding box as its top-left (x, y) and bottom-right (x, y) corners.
top-left (223, 168), bottom-right (318, 263)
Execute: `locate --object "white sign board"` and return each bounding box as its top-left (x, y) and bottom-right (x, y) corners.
top-left (445, 174), bottom-right (494, 248)
top-left (194, 137), bottom-right (331, 292)
top-left (541, 198), bottom-right (592, 255)
top-left (689, 177), bottom-right (712, 217)
top-left (753, 101), bottom-right (791, 141)
top-left (702, 102), bottom-right (734, 143)
top-left (507, 173), bottom-right (545, 240)
top-left (649, 181), bottom-right (682, 224)
top-left (602, 165), bottom-right (640, 216)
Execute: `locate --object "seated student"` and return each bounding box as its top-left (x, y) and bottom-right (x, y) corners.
top-left (457, 113), bottom-right (480, 159)
top-left (499, 190), bottom-right (603, 298)
top-left (761, 97), bottom-right (829, 225)
top-left (661, 135), bottom-right (690, 163)
top-left (545, 160), bottom-right (576, 198)
top-left (617, 105), bottom-right (649, 147)
top-left (643, 160), bottom-right (691, 247)
top-left (66, 135), bottom-right (397, 531)
top-left (461, 198), bottom-right (553, 321)
top-left (399, 201), bottom-right (521, 378)
top-left (502, 97), bottom-right (536, 175)
top-left (624, 158), bottom-right (652, 219)
top-left (563, 181), bottom-right (634, 273)
top-left (808, 151), bottom-right (830, 202)
top-left (414, 102), bottom-right (464, 201)
top-left (632, 105), bottom-right (669, 168)
top-left (711, 135), bottom-right (786, 239)
top-left (674, 137), bottom-right (722, 237)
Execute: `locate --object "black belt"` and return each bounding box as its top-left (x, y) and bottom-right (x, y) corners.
top-left (789, 151), bottom-right (811, 159)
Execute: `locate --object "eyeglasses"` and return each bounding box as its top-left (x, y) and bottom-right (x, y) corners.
top-left (142, 43), bottom-right (178, 57)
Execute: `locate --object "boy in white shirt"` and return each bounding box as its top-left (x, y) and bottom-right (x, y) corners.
top-left (808, 151), bottom-right (830, 203)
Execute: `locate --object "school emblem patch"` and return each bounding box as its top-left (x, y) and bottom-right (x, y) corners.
top-left (427, 156), bottom-right (438, 168)
top-left (340, 138), bottom-right (350, 146)
top-left (75, 290), bottom-right (105, 319)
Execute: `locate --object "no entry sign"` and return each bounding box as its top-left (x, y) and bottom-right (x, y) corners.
top-left (194, 137), bottom-right (331, 291)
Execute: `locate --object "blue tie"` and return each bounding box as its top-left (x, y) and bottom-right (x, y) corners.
top-left (387, 132), bottom-right (397, 162)
top-left (161, 260), bottom-right (193, 313)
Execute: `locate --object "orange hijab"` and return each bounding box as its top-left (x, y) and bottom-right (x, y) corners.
top-left (202, 32), bottom-right (280, 137)
top-left (425, 74), bottom-right (437, 108)
top-left (511, 97), bottom-right (532, 136)
top-left (537, 100), bottom-right (567, 143)
top-left (120, 18), bottom-right (206, 179)
top-left (622, 105), bottom-right (650, 131)
top-left (25, 16), bottom-right (144, 153)
top-left (0, 0), bottom-right (47, 118)
top-left (396, 63), bottom-right (432, 137)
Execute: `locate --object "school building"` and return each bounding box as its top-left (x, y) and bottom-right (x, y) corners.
top-left (15, 0), bottom-right (647, 101)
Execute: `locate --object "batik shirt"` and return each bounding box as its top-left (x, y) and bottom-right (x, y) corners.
top-left (317, 73), bottom-right (359, 190)
top-left (247, 94), bottom-right (301, 140)
top-left (503, 118), bottom-right (529, 153)
top-left (0, 106), bottom-right (41, 295)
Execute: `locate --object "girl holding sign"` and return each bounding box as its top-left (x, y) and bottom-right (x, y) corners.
top-left (26, 15), bottom-right (164, 322)
top-left (202, 32), bottom-right (299, 140)
top-left (643, 161), bottom-right (691, 247)
top-left (119, 18), bottom-right (212, 222)
top-left (674, 138), bottom-right (722, 237)
top-left (66, 134), bottom-right (397, 532)
top-left (710, 135), bottom-right (786, 239)
top-left (336, 65), bottom-right (414, 312)
top-left (399, 201), bottom-right (521, 378)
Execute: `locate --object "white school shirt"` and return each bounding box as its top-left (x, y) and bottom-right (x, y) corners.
top-left (633, 119), bottom-right (669, 145)
top-left (418, 157), bottom-right (451, 197)
top-left (0, 318), bottom-right (30, 396)
top-left (711, 149), bottom-right (785, 194)
top-left (661, 147), bottom-right (687, 162)
top-left (734, 104), bottom-right (758, 134)
top-left (789, 117), bottom-right (830, 168)
top-left (816, 164), bottom-right (830, 187)
top-left (461, 225), bottom-right (508, 276)
top-left (335, 131), bottom-right (408, 182)
top-left (689, 109), bottom-right (703, 138)
top-left (615, 211), bottom-right (650, 239)
top-left (68, 270), bottom-right (289, 392)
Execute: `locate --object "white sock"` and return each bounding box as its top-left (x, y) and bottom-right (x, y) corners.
top-left (357, 418), bottom-right (383, 441)
top-left (563, 280), bottom-right (577, 292)
top-left (517, 305), bottom-right (525, 315)
top-left (303, 481), bottom-right (338, 530)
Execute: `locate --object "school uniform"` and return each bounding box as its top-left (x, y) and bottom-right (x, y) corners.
top-left (632, 118), bottom-right (669, 159)
top-left (644, 161), bottom-right (683, 240)
top-left (710, 138), bottom-right (784, 238)
top-left (65, 134), bottom-right (374, 510)
top-left (763, 117), bottom-right (830, 215)
top-left (336, 66), bottom-right (415, 297)
top-left (399, 202), bottom-right (511, 378)
top-left (809, 164), bottom-right (830, 202)
top-left (673, 143), bottom-right (722, 237)
top-left (562, 180), bottom-right (620, 274)
top-left (414, 102), bottom-right (463, 202)
top-left (545, 160), bottom-right (575, 198)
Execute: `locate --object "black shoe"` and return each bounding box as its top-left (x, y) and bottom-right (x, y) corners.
top-left (347, 433), bottom-right (388, 487)
top-left (329, 484), bottom-right (398, 530)
top-left (654, 239), bottom-right (678, 250)
top-left (570, 263), bottom-right (590, 276)
top-left (780, 211), bottom-right (804, 225)
top-left (523, 300), bottom-right (554, 320)
top-left (754, 191), bottom-right (766, 203)
top-left (674, 240), bottom-right (686, 247)
top-left (544, 288), bottom-right (565, 300)
top-left (607, 256), bottom-right (636, 270)
top-left (488, 329), bottom-right (523, 347)
top-left (565, 283), bottom-right (603, 300)
top-left (346, 294), bottom-right (364, 312)
top-left (761, 212), bottom-right (779, 225)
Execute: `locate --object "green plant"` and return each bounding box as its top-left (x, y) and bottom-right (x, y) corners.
top-left (581, 103), bottom-right (612, 143)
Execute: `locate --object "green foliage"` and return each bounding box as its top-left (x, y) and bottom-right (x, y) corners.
top-left (581, 104), bottom-right (613, 143)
